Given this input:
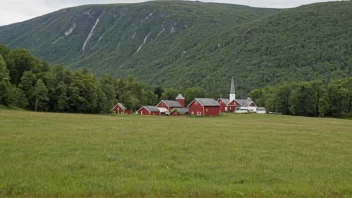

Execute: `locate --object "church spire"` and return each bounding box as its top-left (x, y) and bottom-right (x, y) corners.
top-left (229, 77), bottom-right (236, 101)
top-left (230, 77), bottom-right (235, 94)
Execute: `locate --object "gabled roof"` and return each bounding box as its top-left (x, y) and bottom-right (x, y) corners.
top-left (218, 98), bottom-right (230, 105)
top-left (111, 103), bottom-right (127, 111)
top-left (118, 103), bottom-right (127, 110)
top-left (176, 94), bottom-right (185, 100)
top-left (173, 108), bottom-right (189, 115)
top-left (189, 98), bottom-right (220, 107)
top-left (236, 99), bottom-right (256, 107)
top-left (157, 107), bottom-right (170, 113)
top-left (142, 106), bottom-right (160, 112)
top-left (161, 100), bottom-right (182, 108)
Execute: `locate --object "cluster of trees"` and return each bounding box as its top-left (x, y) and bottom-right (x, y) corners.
top-left (249, 78), bottom-right (352, 118)
top-left (0, 45), bottom-right (210, 113)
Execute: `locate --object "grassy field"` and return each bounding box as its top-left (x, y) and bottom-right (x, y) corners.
top-left (0, 109), bottom-right (352, 197)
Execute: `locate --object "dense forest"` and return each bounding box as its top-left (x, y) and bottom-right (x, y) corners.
top-left (2, 1), bottom-right (351, 96)
top-left (0, 45), bottom-right (210, 113)
top-left (1, 45), bottom-right (351, 118)
top-left (249, 78), bottom-right (352, 118)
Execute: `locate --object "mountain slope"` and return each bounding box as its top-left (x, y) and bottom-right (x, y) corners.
top-left (1, 1), bottom-right (351, 96)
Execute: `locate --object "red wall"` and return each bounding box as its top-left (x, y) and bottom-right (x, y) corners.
top-left (217, 99), bottom-right (227, 112)
top-left (138, 107), bottom-right (160, 116)
top-left (204, 106), bottom-right (221, 116)
top-left (189, 100), bottom-right (220, 116)
top-left (249, 102), bottom-right (256, 107)
top-left (112, 105), bottom-right (130, 114)
top-left (157, 101), bottom-right (170, 111)
top-left (189, 101), bottom-right (204, 116)
top-left (227, 100), bottom-right (240, 112)
top-left (177, 99), bottom-right (185, 108)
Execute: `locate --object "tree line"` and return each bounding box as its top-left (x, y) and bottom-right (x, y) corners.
top-left (249, 78), bottom-right (352, 118)
top-left (0, 45), bottom-right (210, 113)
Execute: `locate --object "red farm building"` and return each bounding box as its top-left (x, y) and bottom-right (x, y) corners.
top-left (137, 106), bottom-right (160, 116)
top-left (111, 103), bottom-right (132, 114)
top-left (157, 100), bottom-right (182, 111)
top-left (188, 98), bottom-right (221, 116)
top-left (156, 94), bottom-right (188, 116)
top-left (217, 98), bottom-right (240, 113)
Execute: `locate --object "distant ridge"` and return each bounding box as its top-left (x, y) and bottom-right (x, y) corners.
top-left (0, 1), bottom-right (351, 96)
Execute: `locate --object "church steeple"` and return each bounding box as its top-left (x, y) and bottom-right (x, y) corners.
top-left (229, 77), bottom-right (236, 101)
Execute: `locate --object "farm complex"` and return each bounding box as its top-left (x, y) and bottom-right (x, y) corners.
top-left (112, 78), bottom-right (265, 116)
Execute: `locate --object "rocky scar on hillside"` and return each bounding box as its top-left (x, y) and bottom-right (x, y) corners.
top-left (0, 1), bottom-right (351, 97)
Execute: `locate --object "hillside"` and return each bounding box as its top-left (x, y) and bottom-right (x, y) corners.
top-left (0, 1), bottom-right (351, 96)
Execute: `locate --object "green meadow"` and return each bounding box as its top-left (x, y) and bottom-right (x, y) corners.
top-left (0, 109), bottom-right (352, 197)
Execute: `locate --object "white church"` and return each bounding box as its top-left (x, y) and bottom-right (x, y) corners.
top-left (217, 78), bottom-right (266, 114)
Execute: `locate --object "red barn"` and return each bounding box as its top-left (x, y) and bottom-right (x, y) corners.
top-left (218, 98), bottom-right (241, 113)
top-left (227, 100), bottom-right (241, 112)
top-left (217, 98), bottom-right (230, 112)
top-left (157, 100), bottom-right (182, 111)
top-left (188, 98), bottom-right (221, 116)
top-left (111, 103), bottom-right (131, 114)
top-left (137, 106), bottom-right (160, 116)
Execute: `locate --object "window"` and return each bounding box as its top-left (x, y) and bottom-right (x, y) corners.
top-left (206, 109), bottom-right (208, 112)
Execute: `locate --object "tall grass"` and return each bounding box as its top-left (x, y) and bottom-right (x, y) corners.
top-left (0, 109), bottom-right (351, 197)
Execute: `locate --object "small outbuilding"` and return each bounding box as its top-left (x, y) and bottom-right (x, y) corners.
top-left (157, 107), bottom-right (170, 116)
top-left (188, 98), bottom-right (221, 116)
top-left (217, 98), bottom-right (240, 112)
top-left (111, 103), bottom-right (131, 114)
top-left (138, 106), bottom-right (160, 116)
top-left (170, 108), bottom-right (189, 116)
top-left (157, 100), bottom-right (182, 111)
top-left (235, 98), bottom-right (257, 112)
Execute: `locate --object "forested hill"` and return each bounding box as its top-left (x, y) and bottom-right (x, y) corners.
top-left (0, 1), bottom-right (351, 97)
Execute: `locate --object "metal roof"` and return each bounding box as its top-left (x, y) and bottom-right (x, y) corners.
top-left (175, 94), bottom-right (185, 100)
top-left (218, 98), bottom-right (230, 105)
top-left (162, 100), bottom-right (182, 108)
top-left (257, 107), bottom-right (266, 111)
top-left (195, 98), bottom-right (220, 107)
top-left (118, 103), bottom-right (127, 110)
top-left (143, 106), bottom-right (160, 112)
top-left (157, 107), bottom-right (170, 113)
top-left (173, 108), bottom-right (189, 115)
top-left (236, 99), bottom-right (255, 107)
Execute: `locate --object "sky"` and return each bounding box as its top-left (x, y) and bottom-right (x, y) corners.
top-left (0, 0), bottom-right (335, 26)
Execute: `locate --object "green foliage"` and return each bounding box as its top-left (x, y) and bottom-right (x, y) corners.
top-left (7, 50), bottom-right (39, 85)
top-left (0, 46), bottom-right (210, 114)
top-left (250, 77), bottom-right (352, 118)
top-left (32, 79), bottom-right (49, 112)
top-left (1, 1), bottom-right (351, 96)
top-left (7, 85), bottom-right (28, 108)
top-left (0, 45), bottom-right (10, 61)
top-left (0, 55), bottom-right (10, 105)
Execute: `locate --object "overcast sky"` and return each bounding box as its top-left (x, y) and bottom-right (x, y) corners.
top-left (0, 0), bottom-right (335, 26)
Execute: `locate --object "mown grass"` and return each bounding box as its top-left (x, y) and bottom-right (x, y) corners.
top-left (0, 109), bottom-right (352, 197)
